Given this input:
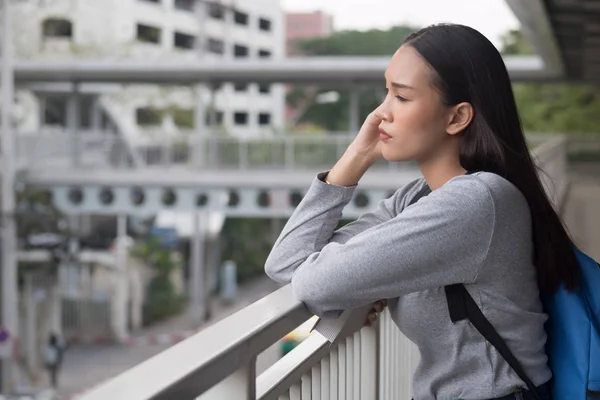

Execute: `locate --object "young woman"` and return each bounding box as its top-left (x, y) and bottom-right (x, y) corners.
top-left (265, 24), bottom-right (578, 399)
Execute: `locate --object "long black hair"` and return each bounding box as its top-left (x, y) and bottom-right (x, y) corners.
top-left (403, 24), bottom-right (579, 293)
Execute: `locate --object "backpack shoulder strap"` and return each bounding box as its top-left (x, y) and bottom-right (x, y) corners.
top-left (444, 284), bottom-right (541, 400)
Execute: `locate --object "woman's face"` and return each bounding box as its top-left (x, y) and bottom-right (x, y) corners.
top-left (377, 45), bottom-right (459, 163)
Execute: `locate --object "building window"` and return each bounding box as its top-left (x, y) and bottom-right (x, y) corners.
top-left (174, 32), bottom-right (195, 50)
top-left (233, 112), bottom-right (248, 125)
top-left (173, 108), bottom-right (194, 128)
top-left (258, 49), bottom-right (271, 58)
top-left (174, 0), bottom-right (194, 11)
top-left (136, 24), bottom-right (161, 44)
top-left (259, 18), bottom-right (272, 32)
top-left (207, 37), bottom-right (224, 54)
top-left (259, 84), bottom-right (271, 94)
top-left (43, 97), bottom-right (67, 126)
top-left (136, 107), bottom-right (162, 126)
top-left (234, 10), bottom-right (248, 26)
top-left (42, 18), bottom-right (73, 39)
top-left (207, 2), bottom-right (224, 19)
top-left (234, 83), bottom-right (248, 92)
top-left (258, 113), bottom-right (271, 126)
top-left (205, 111), bottom-right (224, 126)
top-left (234, 44), bottom-right (248, 58)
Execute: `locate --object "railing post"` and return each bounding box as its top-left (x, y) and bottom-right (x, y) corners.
top-left (359, 326), bottom-right (378, 399)
top-left (285, 136), bottom-right (294, 170)
top-left (240, 139), bottom-right (249, 170)
top-left (200, 358), bottom-right (257, 400)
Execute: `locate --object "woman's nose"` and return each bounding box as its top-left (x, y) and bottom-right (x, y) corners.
top-left (375, 103), bottom-right (393, 123)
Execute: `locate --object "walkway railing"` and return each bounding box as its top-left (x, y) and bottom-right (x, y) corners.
top-left (15, 131), bottom-right (410, 171)
top-left (16, 130), bottom-right (584, 173)
top-left (77, 134), bottom-right (568, 400)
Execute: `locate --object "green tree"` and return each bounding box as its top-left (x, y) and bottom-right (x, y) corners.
top-left (132, 238), bottom-right (187, 324)
top-left (501, 30), bottom-right (600, 135)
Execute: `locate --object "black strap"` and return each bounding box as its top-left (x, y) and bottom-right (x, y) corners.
top-left (444, 284), bottom-right (542, 400)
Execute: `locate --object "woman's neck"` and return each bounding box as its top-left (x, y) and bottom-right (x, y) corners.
top-left (419, 157), bottom-right (466, 191)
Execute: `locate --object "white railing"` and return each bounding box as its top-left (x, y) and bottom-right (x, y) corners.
top-left (16, 130), bottom-right (586, 173)
top-left (15, 131), bottom-right (411, 171)
top-left (76, 134), bottom-right (569, 400)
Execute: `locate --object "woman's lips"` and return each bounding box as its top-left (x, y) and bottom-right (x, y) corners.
top-left (379, 128), bottom-right (392, 141)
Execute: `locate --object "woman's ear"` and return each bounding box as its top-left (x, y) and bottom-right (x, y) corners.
top-left (446, 102), bottom-right (474, 135)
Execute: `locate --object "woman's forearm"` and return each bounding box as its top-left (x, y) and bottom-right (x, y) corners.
top-left (324, 147), bottom-right (376, 187)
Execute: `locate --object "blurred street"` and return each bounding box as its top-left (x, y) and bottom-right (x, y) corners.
top-left (56, 276), bottom-right (282, 399)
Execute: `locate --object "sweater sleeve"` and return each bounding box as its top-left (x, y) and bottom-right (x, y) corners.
top-left (265, 174), bottom-right (495, 317)
top-left (264, 172), bottom-right (425, 285)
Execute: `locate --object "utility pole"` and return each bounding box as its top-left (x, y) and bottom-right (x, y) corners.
top-left (0, 0), bottom-right (18, 392)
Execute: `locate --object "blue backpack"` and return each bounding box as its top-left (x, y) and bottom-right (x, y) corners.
top-left (445, 247), bottom-right (600, 400)
top-left (543, 248), bottom-right (600, 399)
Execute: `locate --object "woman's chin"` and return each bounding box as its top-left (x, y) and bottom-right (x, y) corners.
top-left (381, 151), bottom-right (413, 164)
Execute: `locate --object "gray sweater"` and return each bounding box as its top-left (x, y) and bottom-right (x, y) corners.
top-left (265, 171), bottom-right (551, 399)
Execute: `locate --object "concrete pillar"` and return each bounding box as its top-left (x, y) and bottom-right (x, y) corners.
top-left (349, 87), bottom-right (360, 133)
top-left (38, 95), bottom-right (46, 130)
top-left (208, 87), bottom-right (218, 167)
top-left (194, 87), bottom-right (207, 168)
top-left (67, 82), bottom-right (82, 167)
top-left (129, 266), bottom-right (143, 332)
top-left (1, 0), bottom-right (19, 390)
top-left (193, 0), bottom-right (206, 169)
top-left (90, 96), bottom-right (102, 134)
top-left (24, 275), bottom-right (37, 373)
top-left (112, 214), bottom-right (129, 341)
top-left (189, 213), bottom-right (206, 325)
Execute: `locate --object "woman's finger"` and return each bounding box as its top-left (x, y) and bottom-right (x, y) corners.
top-left (373, 300), bottom-right (385, 312)
top-left (364, 310), bottom-right (377, 327)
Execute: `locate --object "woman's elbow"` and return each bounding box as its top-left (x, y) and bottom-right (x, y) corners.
top-left (264, 253), bottom-right (293, 284)
top-left (292, 275), bottom-right (341, 317)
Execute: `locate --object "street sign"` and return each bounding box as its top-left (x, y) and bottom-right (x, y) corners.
top-left (0, 328), bottom-right (11, 359)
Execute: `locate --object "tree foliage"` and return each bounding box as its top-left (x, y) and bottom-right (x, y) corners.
top-left (291, 26), bottom-right (600, 136)
top-left (132, 237), bottom-right (187, 325)
top-left (290, 26), bottom-right (418, 132)
top-left (501, 30), bottom-right (600, 134)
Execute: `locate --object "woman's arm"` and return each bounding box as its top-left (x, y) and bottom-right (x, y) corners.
top-left (268, 176), bottom-right (495, 317)
top-left (264, 169), bottom-right (425, 284)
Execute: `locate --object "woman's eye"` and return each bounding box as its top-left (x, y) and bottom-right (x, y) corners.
top-left (395, 95), bottom-right (407, 102)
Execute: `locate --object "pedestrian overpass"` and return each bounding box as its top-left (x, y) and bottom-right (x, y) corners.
top-left (2, 0), bottom-right (599, 397)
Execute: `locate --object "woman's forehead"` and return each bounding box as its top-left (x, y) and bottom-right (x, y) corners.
top-left (385, 46), bottom-right (431, 88)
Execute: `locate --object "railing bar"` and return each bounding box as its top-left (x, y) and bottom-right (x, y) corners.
top-left (320, 357), bottom-right (329, 400)
top-left (289, 384), bottom-right (301, 400)
top-left (257, 333), bottom-right (330, 400)
top-left (346, 335), bottom-right (353, 399)
top-left (338, 342), bottom-right (346, 400)
top-left (353, 331), bottom-right (360, 400)
top-left (311, 364), bottom-right (321, 400)
top-left (360, 326), bottom-right (377, 399)
top-left (329, 348), bottom-right (338, 400)
top-left (380, 311), bottom-right (386, 399)
top-left (302, 373), bottom-right (312, 400)
top-left (394, 322), bottom-right (400, 399)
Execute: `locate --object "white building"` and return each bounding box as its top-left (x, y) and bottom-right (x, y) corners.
top-left (13, 0), bottom-right (286, 144)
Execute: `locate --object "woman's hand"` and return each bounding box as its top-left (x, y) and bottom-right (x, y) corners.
top-left (324, 107), bottom-right (385, 187)
top-left (364, 299), bottom-right (387, 327)
top-left (348, 107), bottom-right (385, 164)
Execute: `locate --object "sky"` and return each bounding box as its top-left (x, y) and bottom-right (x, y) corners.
top-left (281, 0), bottom-right (520, 47)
